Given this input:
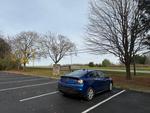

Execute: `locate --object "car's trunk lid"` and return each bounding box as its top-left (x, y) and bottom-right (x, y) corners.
top-left (61, 76), bottom-right (79, 84)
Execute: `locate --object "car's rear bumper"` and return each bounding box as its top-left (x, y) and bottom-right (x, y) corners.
top-left (58, 82), bottom-right (84, 96)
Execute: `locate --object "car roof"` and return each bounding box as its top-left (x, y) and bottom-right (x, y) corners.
top-left (78, 69), bottom-right (96, 73)
top-left (79, 69), bottom-right (104, 73)
top-left (63, 69), bottom-right (103, 78)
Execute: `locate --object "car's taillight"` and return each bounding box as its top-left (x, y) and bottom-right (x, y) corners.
top-left (77, 79), bottom-right (83, 84)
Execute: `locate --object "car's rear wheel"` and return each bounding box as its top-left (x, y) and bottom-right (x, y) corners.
top-left (85, 87), bottom-right (94, 101)
top-left (109, 82), bottom-right (113, 91)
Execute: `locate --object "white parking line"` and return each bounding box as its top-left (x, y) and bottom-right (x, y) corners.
top-left (0, 76), bottom-right (36, 79)
top-left (81, 90), bottom-right (126, 113)
top-left (0, 81), bottom-right (57, 92)
top-left (0, 76), bottom-right (19, 78)
top-left (20, 91), bottom-right (59, 102)
top-left (0, 78), bottom-right (47, 84)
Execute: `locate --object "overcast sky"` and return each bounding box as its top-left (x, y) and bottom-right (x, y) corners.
top-left (0, 0), bottom-right (118, 66)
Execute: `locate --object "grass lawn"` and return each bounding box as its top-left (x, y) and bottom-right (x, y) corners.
top-left (7, 67), bottom-right (150, 93)
top-left (99, 71), bottom-right (150, 92)
top-left (79, 65), bottom-right (150, 71)
top-left (9, 67), bottom-right (69, 78)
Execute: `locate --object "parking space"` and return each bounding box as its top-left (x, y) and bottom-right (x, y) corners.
top-left (89, 90), bottom-right (150, 113)
top-left (0, 72), bottom-right (149, 113)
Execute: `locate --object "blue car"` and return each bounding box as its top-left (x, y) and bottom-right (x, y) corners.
top-left (58, 69), bottom-right (113, 100)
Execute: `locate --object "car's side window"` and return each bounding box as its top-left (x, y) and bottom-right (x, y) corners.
top-left (88, 71), bottom-right (97, 78)
top-left (97, 71), bottom-right (105, 78)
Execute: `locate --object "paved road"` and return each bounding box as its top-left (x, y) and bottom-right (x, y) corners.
top-left (0, 72), bottom-right (149, 113)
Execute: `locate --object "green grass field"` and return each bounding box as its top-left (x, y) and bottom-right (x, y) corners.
top-left (11, 66), bottom-right (150, 77)
top-left (77, 65), bottom-right (150, 71)
top-left (11, 68), bottom-right (67, 78)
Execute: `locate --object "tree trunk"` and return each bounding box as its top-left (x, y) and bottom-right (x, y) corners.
top-left (133, 63), bottom-right (136, 76)
top-left (54, 61), bottom-right (58, 65)
top-left (23, 63), bottom-right (26, 71)
top-left (133, 54), bottom-right (136, 76)
top-left (125, 61), bottom-right (132, 80)
top-left (17, 62), bottom-right (22, 70)
top-left (17, 65), bottom-right (20, 70)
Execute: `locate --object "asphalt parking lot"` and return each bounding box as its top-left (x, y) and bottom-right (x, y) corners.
top-left (0, 72), bottom-right (149, 113)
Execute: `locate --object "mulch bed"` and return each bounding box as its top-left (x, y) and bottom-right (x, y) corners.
top-left (111, 76), bottom-right (150, 91)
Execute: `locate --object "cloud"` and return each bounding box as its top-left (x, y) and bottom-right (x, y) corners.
top-left (0, 0), bottom-right (88, 35)
top-left (0, 0), bottom-right (118, 64)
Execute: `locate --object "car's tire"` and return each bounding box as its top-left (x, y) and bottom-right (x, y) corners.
top-left (109, 82), bottom-right (113, 91)
top-left (60, 92), bottom-right (68, 97)
top-left (85, 87), bottom-right (94, 101)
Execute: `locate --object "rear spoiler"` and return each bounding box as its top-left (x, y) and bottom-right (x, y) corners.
top-left (61, 76), bottom-right (80, 80)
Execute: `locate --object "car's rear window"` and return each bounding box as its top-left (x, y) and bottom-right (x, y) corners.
top-left (65, 70), bottom-right (87, 77)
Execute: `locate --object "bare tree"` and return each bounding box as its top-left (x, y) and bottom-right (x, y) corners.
top-left (11, 31), bottom-right (40, 70)
top-left (131, 0), bottom-right (150, 75)
top-left (41, 32), bottom-right (76, 64)
top-left (86, 0), bottom-right (146, 79)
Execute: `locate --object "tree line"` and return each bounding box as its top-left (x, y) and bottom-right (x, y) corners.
top-left (88, 55), bottom-right (150, 68)
top-left (0, 32), bottom-right (76, 70)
